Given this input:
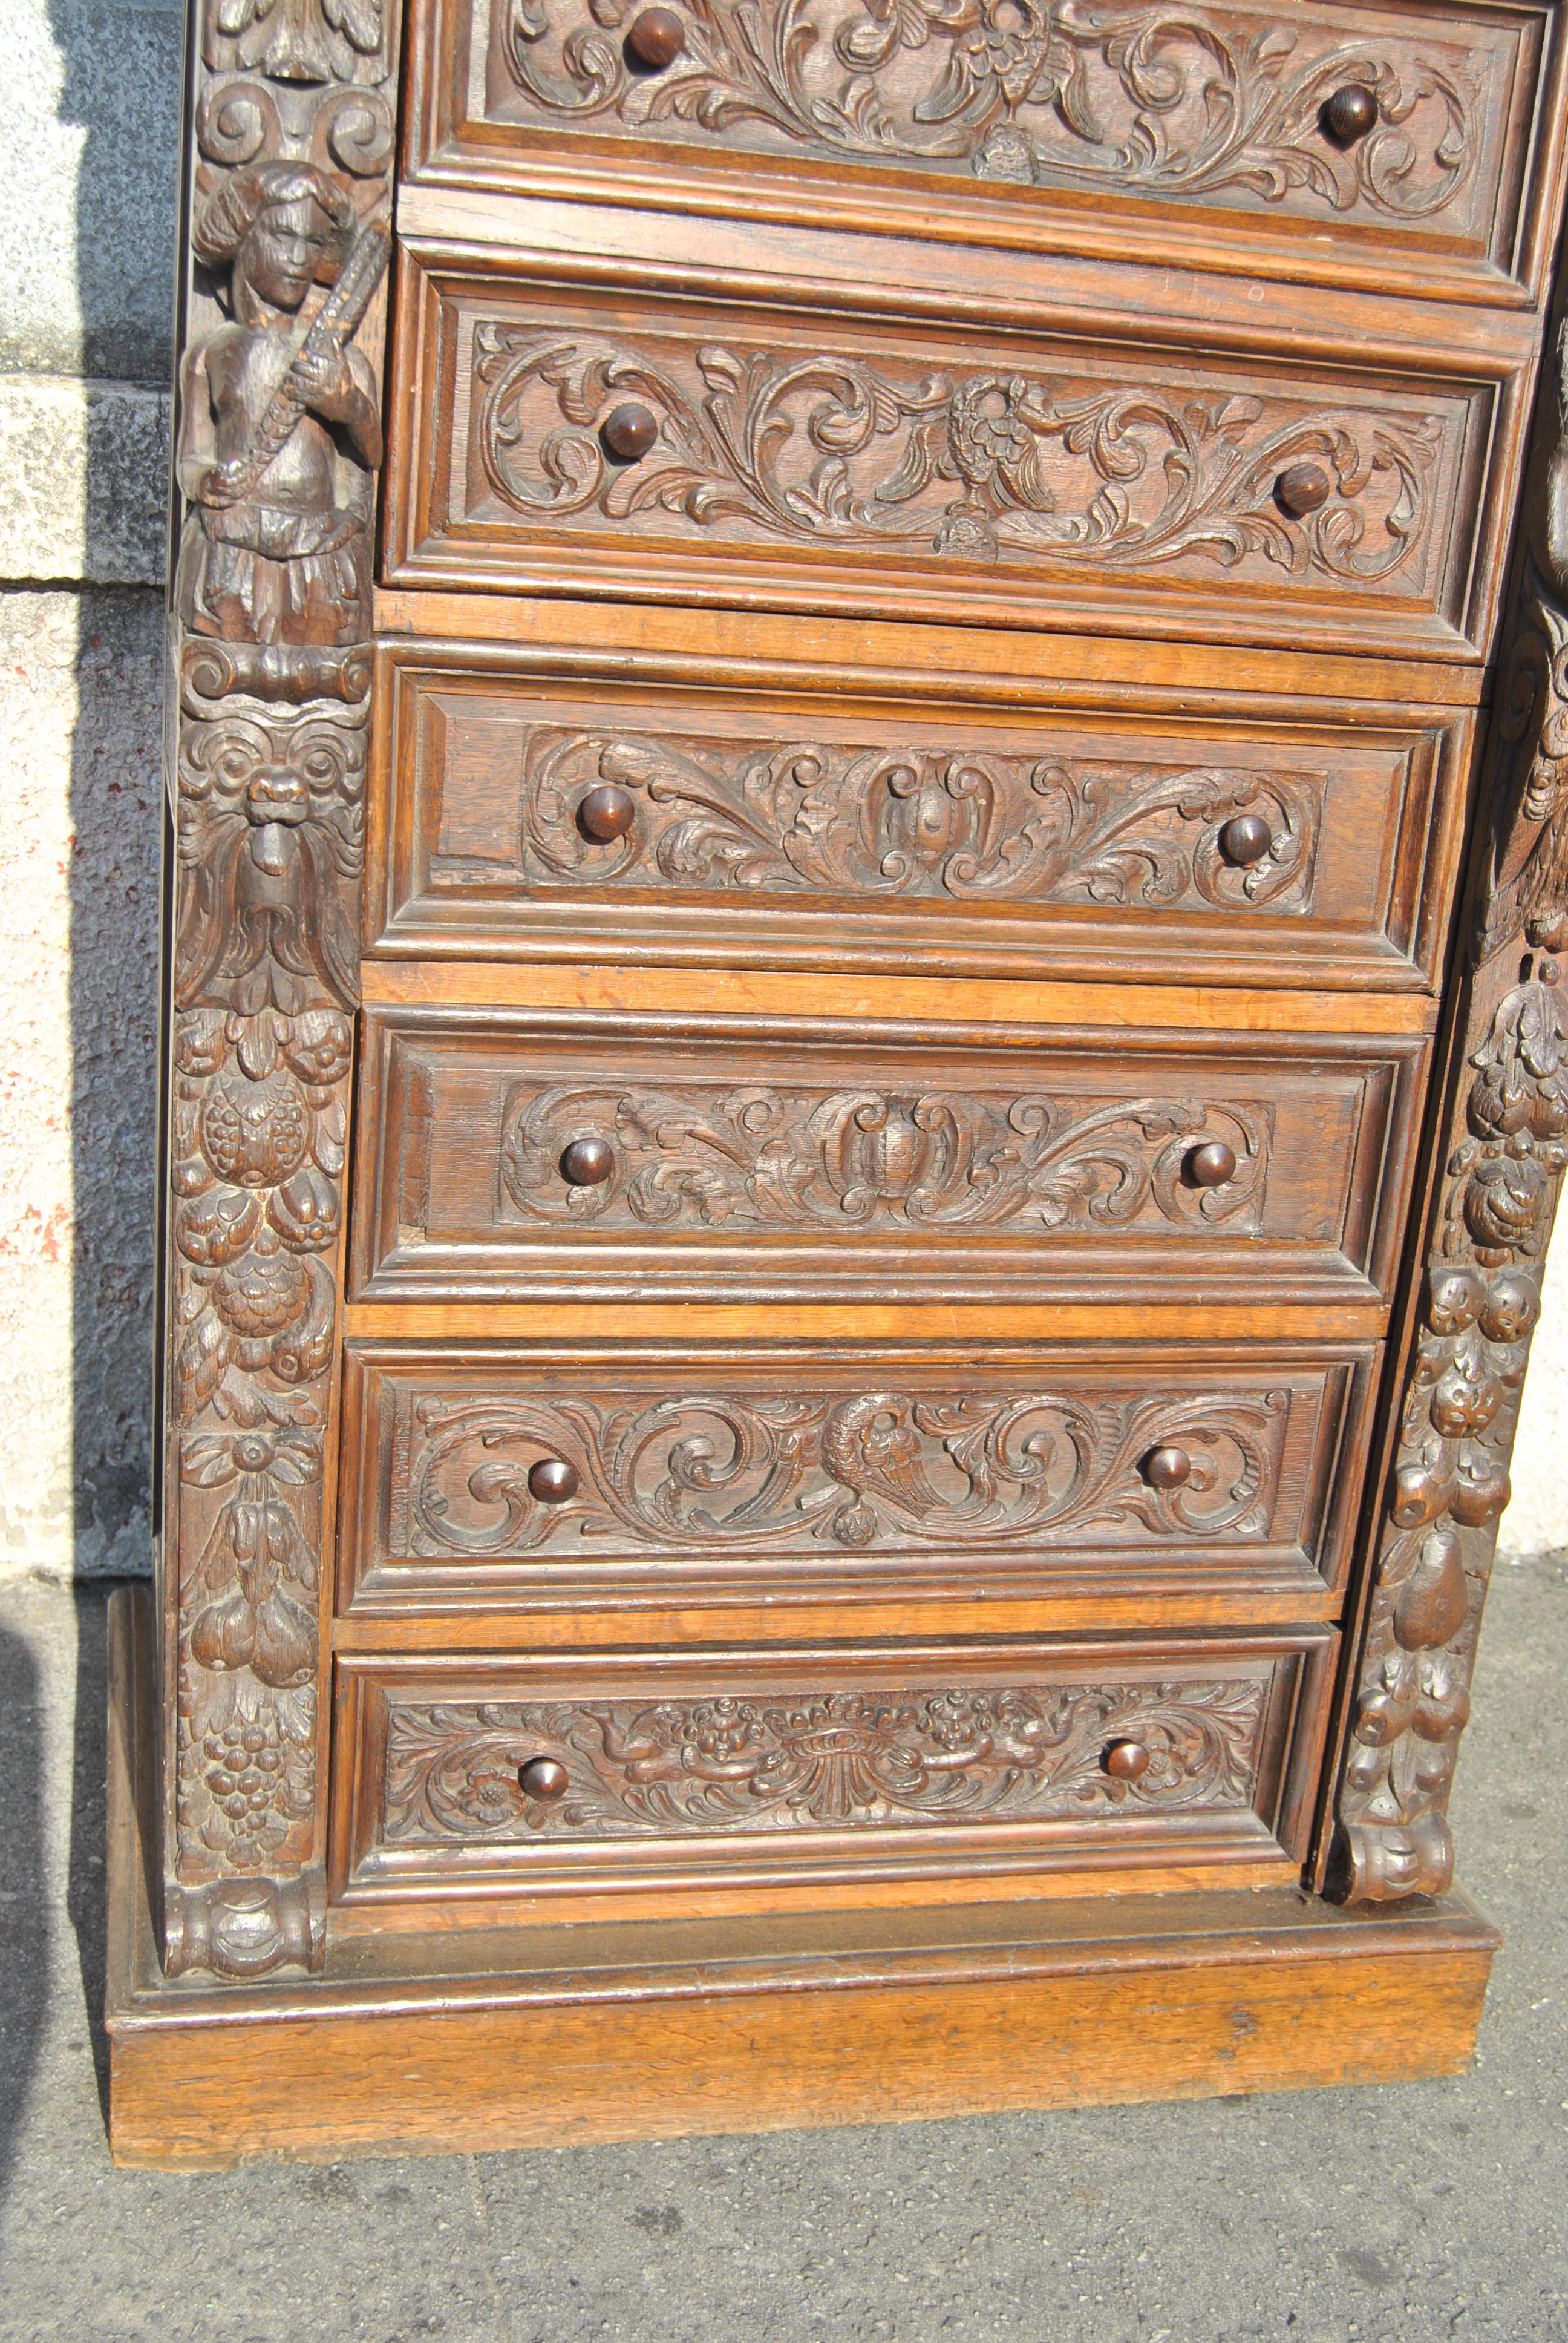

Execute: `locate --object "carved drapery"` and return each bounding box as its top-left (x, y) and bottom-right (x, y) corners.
top-left (1334, 324), bottom-right (1568, 1905)
top-left (162, 0), bottom-right (397, 1978)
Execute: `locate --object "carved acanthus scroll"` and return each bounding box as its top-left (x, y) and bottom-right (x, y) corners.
top-left (1334, 323), bottom-right (1568, 1905)
top-left (162, 0), bottom-right (397, 1978)
top-left (500, 0), bottom-right (1483, 228)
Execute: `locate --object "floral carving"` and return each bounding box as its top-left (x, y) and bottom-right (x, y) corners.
top-left (475, 326), bottom-right (1442, 582)
top-left (517, 726), bottom-right (1320, 909)
top-left (381, 1677), bottom-right (1270, 1842)
top-left (501, 0), bottom-right (1482, 227)
top-left (1335, 331), bottom-right (1568, 1906)
top-left (161, 0), bottom-right (396, 1979)
top-left (497, 1081), bottom-right (1271, 1233)
top-left (400, 1382), bottom-right (1291, 1556)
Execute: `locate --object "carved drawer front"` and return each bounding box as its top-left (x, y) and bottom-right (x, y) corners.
top-left (351, 1004), bottom-right (1425, 1307)
top-left (371, 652), bottom-right (1470, 991)
top-left (385, 255), bottom-right (1498, 661)
top-left (411, 0), bottom-right (1561, 306)
top-left (335, 1633), bottom-right (1334, 1912)
top-left (339, 1344), bottom-right (1375, 1617)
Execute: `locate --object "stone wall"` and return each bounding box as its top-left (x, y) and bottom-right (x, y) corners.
top-left (0, 0), bottom-right (1561, 1580)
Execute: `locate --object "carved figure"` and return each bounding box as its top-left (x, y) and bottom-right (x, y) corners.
top-left (179, 162), bottom-right (384, 658)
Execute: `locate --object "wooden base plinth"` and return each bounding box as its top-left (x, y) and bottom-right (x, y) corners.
top-left (107, 1591), bottom-right (1500, 2171)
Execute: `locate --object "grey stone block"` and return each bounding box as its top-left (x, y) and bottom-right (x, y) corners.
top-left (0, 376), bottom-right (168, 585)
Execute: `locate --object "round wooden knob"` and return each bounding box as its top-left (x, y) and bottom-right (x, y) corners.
top-left (1220, 813), bottom-right (1272, 867)
top-left (528, 1457), bottom-right (580, 1504)
top-left (560, 1136), bottom-right (615, 1187)
top-left (626, 6), bottom-right (684, 67)
top-left (1143, 1444), bottom-right (1193, 1491)
top-left (1187, 1139), bottom-right (1237, 1188)
top-left (1276, 462), bottom-right (1331, 519)
top-left (1103, 1739), bottom-right (1151, 1783)
top-left (578, 784), bottom-right (636, 842)
top-left (518, 1757), bottom-right (569, 1802)
top-left (1321, 84), bottom-right (1378, 146)
top-left (601, 402), bottom-right (659, 462)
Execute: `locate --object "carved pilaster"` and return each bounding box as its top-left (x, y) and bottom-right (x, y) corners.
top-left (1333, 325), bottom-right (1568, 1904)
top-left (161, 0), bottom-right (397, 1977)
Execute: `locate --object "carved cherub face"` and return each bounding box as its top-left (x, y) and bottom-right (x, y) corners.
top-left (244, 196), bottom-right (340, 316)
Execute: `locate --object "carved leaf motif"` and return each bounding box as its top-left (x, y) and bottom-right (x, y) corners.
top-left (381, 1678), bottom-right (1270, 1841)
top-left (517, 726), bottom-right (1321, 909)
top-left (497, 1081), bottom-right (1272, 1233)
top-left (402, 1383), bottom-right (1290, 1555)
top-left (475, 328), bottom-right (1442, 586)
top-left (500, 0), bottom-right (1481, 226)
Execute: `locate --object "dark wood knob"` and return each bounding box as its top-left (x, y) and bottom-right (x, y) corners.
top-left (1187, 1139), bottom-right (1237, 1188)
top-left (528, 1457), bottom-right (580, 1504)
top-left (1321, 84), bottom-right (1378, 146)
top-left (518, 1757), bottom-right (569, 1802)
top-left (560, 1136), bottom-right (614, 1187)
top-left (578, 784), bottom-right (636, 842)
top-left (601, 402), bottom-right (659, 462)
top-left (1276, 462), bottom-right (1331, 519)
top-left (1143, 1444), bottom-right (1192, 1491)
top-left (626, 7), bottom-right (684, 67)
top-left (1220, 813), bottom-right (1272, 867)
top-left (1103, 1740), bottom-right (1151, 1783)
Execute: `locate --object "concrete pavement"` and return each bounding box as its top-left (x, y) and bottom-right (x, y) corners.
top-left (1, 1558), bottom-right (1565, 2343)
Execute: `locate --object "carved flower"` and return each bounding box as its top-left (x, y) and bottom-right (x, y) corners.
top-left (954, 0), bottom-right (1050, 106)
top-left (182, 1424), bottom-right (324, 1489)
top-left (947, 375), bottom-right (1048, 499)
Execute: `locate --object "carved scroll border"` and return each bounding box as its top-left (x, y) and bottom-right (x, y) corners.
top-left (158, 0), bottom-right (400, 1976)
top-left (1331, 321), bottom-right (1568, 1905)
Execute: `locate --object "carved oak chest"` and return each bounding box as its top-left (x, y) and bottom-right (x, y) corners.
top-left (106, 0), bottom-right (1568, 2161)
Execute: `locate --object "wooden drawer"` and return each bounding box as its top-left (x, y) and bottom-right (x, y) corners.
top-left (350, 981), bottom-right (1428, 1308)
top-left (369, 637), bottom-right (1472, 992)
top-left (384, 237), bottom-right (1505, 661)
top-left (337, 1342), bottom-right (1376, 1624)
top-left (407, 0), bottom-right (1566, 309)
top-left (332, 1632), bottom-right (1335, 1919)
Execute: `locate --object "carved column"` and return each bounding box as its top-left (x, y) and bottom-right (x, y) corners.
top-left (1334, 323), bottom-right (1568, 1904)
top-left (160, 0), bottom-right (398, 1976)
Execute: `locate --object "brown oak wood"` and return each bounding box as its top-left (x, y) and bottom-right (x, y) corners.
top-left (367, 637), bottom-right (1476, 992)
top-left (107, 1591), bottom-right (1501, 2167)
top-left (402, 0), bottom-right (1568, 312)
top-left (336, 1339), bottom-right (1377, 1619)
top-left (373, 588), bottom-right (1491, 709)
top-left (348, 992), bottom-right (1428, 1309)
top-left (125, 0), bottom-right (1568, 2159)
top-left (330, 1630), bottom-right (1336, 1919)
top-left (382, 224), bottom-right (1515, 662)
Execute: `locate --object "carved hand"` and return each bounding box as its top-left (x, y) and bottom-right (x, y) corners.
top-left (288, 349), bottom-right (358, 418)
top-left (198, 456), bottom-right (256, 505)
